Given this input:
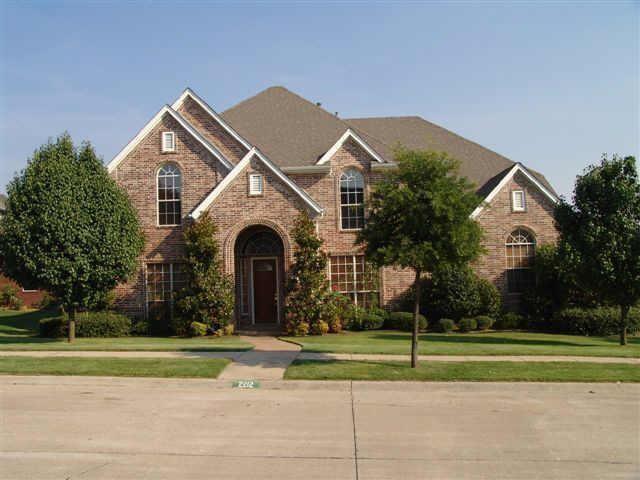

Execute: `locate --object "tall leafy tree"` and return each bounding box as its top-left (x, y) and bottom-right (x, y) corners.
top-left (175, 215), bottom-right (234, 333)
top-left (358, 149), bottom-right (483, 367)
top-left (0, 134), bottom-right (144, 341)
top-left (284, 211), bottom-right (330, 335)
top-left (555, 155), bottom-right (640, 345)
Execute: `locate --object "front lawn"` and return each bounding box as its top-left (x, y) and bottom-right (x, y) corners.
top-left (281, 330), bottom-right (640, 357)
top-left (0, 356), bottom-right (230, 378)
top-left (0, 309), bottom-right (252, 351)
top-left (285, 359), bottom-right (640, 382)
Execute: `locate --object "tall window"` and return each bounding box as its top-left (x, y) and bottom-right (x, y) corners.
top-left (505, 229), bottom-right (536, 293)
top-left (340, 169), bottom-right (365, 230)
top-left (329, 255), bottom-right (379, 308)
top-left (157, 164), bottom-right (182, 226)
top-left (145, 263), bottom-right (186, 303)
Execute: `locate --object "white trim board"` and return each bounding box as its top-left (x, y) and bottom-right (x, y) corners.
top-left (190, 147), bottom-right (323, 219)
top-left (470, 163), bottom-right (559, 219)
top-left (316, 128), bottom-right (385, 165)
top-left (107, 105), bottom-right (234, 172)
top-left (171, 88), bottom-right (252, 151)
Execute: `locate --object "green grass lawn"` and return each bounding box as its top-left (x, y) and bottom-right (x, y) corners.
top-left (0, 356), bottom-right (230, 378)
top-left (0, 309), bottom-right (252, 351)
top-left (281, 330), bottom-right (640, 357)
top-left (285, 359), bottom-right (640, 382)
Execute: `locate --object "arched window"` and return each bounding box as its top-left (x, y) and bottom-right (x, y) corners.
top-left (157, 164), bottom-right (182, 226)
top-left (505, 228), bottom-right (536, 293)
top-left (340, 169), bottom-right (365, 230)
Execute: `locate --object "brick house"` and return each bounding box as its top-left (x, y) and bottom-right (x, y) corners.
top-left (108, 86), bottom-right (558, 327)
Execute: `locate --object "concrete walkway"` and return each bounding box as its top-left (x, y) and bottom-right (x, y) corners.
top-left (217, 335), bottom-right (301, 380)
top-left (1, 347), bottom-right (638, 364)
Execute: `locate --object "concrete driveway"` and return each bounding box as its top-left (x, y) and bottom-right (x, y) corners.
top-left (1, 376), bottom-right (638, 479)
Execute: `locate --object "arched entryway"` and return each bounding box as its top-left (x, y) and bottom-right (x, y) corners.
top-left (234, 226), bottom-right (285, 326)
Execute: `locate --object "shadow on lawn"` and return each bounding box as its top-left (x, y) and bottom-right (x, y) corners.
top-left (367, 332), bottom-right (634, 348)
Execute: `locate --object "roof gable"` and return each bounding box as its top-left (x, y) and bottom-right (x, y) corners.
top-left (316, 129), bottom-right (385, 165)
top-left (107, 105), bottom-right (234, 172)
top-left (190, 147), bottom-right (323, 219)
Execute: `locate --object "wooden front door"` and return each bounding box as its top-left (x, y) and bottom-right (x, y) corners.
top-left (252, 258), bottom-right (278, 323)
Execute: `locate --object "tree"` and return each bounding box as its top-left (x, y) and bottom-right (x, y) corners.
top-left (555, 155), bottom-right (640, 345)
top-left (357, 149), bottom-right (483, 367)
top-left (175, 215), bottom-right (234, 334)
top-left (284, 211), bottom-right (330, 336)
top-left (0, 134), bottom-right (144, 342)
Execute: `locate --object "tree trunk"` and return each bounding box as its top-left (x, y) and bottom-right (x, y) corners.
top-left (68, 307), bottom-right (76, 343)
top-left (619, 305), bottom-right (629, 346)
top-left (411, 268), bottom-right (421, 368)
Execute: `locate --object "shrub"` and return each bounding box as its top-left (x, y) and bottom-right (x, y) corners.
top-left (0, 285), bottom-right (23, 310)
top-left (37, 292), bottom-right (58, 310)
top-left (555, 307), bottom-right (640, 336)
top-left (222, 324), bottom-right (235, 336)
top-left (438, 318), bottom-right (455, 333)
top-left (328, 317), bottom-right (343, 333)
top-left (290, 321), bottom-right (309, 336)
top-left (475, 315), bottom-right (494, 330)
top-left (310, 320), bottom-right (330, 335)
top-left (422, 266), bottom-right (501, 321)
top-left (39, 316), bottom-right (67, 337)
top-left (131, 319), bottom-right (150, 336)
top-left (457, 317), bottom-right (477, 332)
top-left (189, 321), bottom-right (208, 337)
top-left (39, 311), bottom-right (131, 338)
top-left (385, 311), bottom-right (428, 332)
top-left (494, 312), bottom-right (523, 330)
top-left (476, 279), bottom-right (501, 318)
top-left (344, 306), bottom-right (384, 331)
top-left (74, 311), bottom-right (131, 337)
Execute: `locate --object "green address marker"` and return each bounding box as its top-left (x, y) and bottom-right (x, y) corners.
top-left (232, 380), bottom-right (260, 389)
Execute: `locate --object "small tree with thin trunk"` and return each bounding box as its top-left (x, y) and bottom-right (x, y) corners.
top-left (357, 149), bottom-right (483, 367)
top-left (555, 155), bottom-right (640, 345)
top-left (0, 134), bottom-right (144, 342)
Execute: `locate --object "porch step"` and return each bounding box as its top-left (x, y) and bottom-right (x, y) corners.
top-left (236, 324), bottom-right (283, 336)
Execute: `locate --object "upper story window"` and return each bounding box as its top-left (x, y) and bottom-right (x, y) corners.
top-left (340, 169), bottom-right (365, 230)
top-left (505, 228), bottom-right (536, 293)
top-left (511, 190), bottom-right (526, 212)
top-left (161, 131), bottom-right (175, 153)
top-left (249, 173), bottom-right (263, 195)
top-left (157, 164), bottom-right (182, 226)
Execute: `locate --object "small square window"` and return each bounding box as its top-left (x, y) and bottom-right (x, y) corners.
top-left (161, 132), bottom-right (175, 153)
top-left (249, 173), bottom-right (263, 195)
top-left (512, 190), bottom-right (526, 212)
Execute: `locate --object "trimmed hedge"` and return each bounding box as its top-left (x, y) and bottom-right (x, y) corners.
top-left (438, 318), bottom-right (455, 333)
top-left (555, 307), bottom-right (640, 336)
top-left (457, 317), bottom-right (477, 333)
top-left (189, 321), bottom-right (208, 337)
top-left (344, 306), bottom-right (385, 331)
top-left (494, 312), bottom-right (523, 330)
top-left (385, 312), bottom-right (428, 332)
top-left (475, 315), bottom-right (494, 330)
top-left (39, 311), bottom-right (132, 338)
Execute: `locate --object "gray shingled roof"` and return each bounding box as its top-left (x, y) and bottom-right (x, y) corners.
top-left (222, 86), bottom-right (555, 195)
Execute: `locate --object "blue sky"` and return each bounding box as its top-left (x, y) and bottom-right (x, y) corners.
top-left (0, 1), bottom-right (637, 197)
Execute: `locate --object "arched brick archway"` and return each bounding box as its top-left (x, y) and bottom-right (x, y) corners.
top-left (223, 219), bottom-right (292, 326)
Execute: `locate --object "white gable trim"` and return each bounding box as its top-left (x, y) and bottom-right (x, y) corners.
top-left (316, 128), bottom-right (385, 165)
top-left (107, 106), bottom-right (234, 172)
top-left (190, 147), bottom-right (323, 219)
top-left (172, 88), bottom-right (252, 151)
top-left (470, 163), bottom-right (558, 219)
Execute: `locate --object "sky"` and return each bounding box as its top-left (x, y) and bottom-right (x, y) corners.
top-left (0, 1), bottom-right (637, 198)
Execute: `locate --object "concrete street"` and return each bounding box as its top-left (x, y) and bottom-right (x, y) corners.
top-left (1, 376), bottom-right (638, 479)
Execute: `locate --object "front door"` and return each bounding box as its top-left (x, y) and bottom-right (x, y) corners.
top-left (252, 258), bottom-right (277, 323)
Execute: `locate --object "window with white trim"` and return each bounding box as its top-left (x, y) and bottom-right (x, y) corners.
top-left (249, 173), bottom-right (263, 195)
top-left (329, 255), bottom-right (379, 308)
top-left (505, 229), bottom-right (536, 293)
top-left (145, 263), bottom-right (186, 303)
top-left (157, 164), bottom-right (182, 226)
top-left (511, 190), bottom-right (526, 212)
top-left (339, 169), bottom-right (365, 229)
top-left (161, 131), bottom-right (175, 152)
